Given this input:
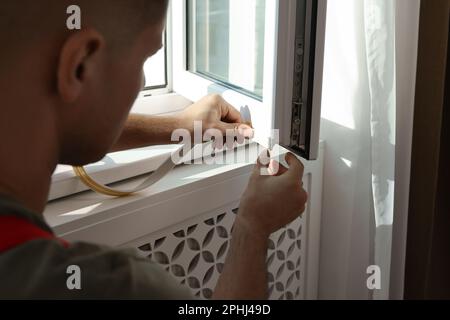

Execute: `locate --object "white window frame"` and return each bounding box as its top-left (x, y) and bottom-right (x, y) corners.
top-left (172, 0), bottom-right (277, 149)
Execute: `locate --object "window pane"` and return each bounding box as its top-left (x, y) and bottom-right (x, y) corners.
top-left (188, 0), bottom-right (266, 98)
top-left (143, 47), bottom-right (166, 89)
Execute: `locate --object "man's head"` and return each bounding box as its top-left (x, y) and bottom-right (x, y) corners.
top-left (0, 0), bottom-right (168, 165)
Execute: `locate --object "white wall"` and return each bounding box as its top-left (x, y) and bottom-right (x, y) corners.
top-left (318, 0), bottom-right (420, 299)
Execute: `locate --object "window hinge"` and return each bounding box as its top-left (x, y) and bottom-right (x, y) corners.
top-left (290, 100), bottom-right (304, 146)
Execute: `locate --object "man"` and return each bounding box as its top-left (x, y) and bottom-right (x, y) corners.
top-left (0, 0), bottom-right (308, 299)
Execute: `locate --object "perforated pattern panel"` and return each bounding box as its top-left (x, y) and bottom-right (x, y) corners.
top-left (132, 207), bottom-right (305, 300)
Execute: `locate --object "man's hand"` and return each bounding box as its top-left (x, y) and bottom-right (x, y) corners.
top-left (213, 151), bottom-right (307, 299)
top-left (112, 94), bottom-right (254, 152)
top-left (237, 152), bottom-right (308, 238)
top-left (176, 94), bottom-right (254, 140)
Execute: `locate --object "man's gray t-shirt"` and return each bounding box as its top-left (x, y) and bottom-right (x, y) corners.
top-left (0, 196), bottom-right (193, 299)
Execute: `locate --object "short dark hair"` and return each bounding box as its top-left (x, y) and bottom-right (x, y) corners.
top-left (81, 0), bottom-right (170, 46)
top-left (0, 0), bottom-right (169, 62)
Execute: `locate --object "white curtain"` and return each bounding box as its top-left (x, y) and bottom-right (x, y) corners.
top-left (364, 0), bottom-right (396, 300)
top-left (319, 0), bottom-right (398, 299)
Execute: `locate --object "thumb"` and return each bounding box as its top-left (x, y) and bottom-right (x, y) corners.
top-left (284, 152), bottom-right (305, 179)
top-left (253, 149), bottom-right (271, 177)
top-left (217, 121), bottom-right (237, 133)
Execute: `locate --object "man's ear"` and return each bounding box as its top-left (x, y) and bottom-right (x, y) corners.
top-left (57, 28), bottom-right (105, 103)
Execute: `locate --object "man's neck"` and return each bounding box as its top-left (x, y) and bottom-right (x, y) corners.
top-left (0, 99), bottom-right (59, 215)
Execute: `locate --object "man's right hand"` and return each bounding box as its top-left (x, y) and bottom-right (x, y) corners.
top-left (237, 151), bottom-right (308, 239)
top-left (213, 151), bottom-right (307, 299)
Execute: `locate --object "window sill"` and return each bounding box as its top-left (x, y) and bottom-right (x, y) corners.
top-left (45, 143), bottom-right (260, 245)
top-left (44, 142), bottom-right (325, 247)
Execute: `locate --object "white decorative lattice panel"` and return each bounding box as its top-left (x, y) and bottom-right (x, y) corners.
top-left (129, 206), bottom-right (305, 300)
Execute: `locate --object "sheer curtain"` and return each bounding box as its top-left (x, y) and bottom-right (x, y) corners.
top-left (363, 0), bottom-right (396, 300)
top-left (319, 0), bottom-right (406, 299)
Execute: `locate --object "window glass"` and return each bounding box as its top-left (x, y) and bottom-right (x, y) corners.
top-left (188, 0), bottom-right (266, 99)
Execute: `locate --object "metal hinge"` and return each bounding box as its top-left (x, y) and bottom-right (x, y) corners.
top-left (290, 100), bottom-right (304, 146)
top-left (290, 33), bottom-right (305, 148)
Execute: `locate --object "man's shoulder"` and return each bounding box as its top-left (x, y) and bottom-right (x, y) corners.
top-left (0, 239), bottom-right (193, 299)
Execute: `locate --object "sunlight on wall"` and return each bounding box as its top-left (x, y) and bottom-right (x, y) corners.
top-left (321, 0), bottom-right (361, 130)
top-left (340, 157), bottom-right (353, 168)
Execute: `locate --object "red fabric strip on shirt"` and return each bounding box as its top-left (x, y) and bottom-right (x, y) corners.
top-left (0, 216), bottom-right (68, 253)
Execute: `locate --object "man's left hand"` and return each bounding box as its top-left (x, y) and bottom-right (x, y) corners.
top-left (176, 94), bottom-right (254, 142)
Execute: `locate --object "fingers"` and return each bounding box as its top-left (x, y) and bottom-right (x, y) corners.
top-left (217, 122), bottom-right (254, 139)
top-left (255, 151), bottom-right (303, 178)
top-left (298, 188), bottom-right (308, 214)
top-left (214, 122), bottom-right (254, 150)
top-left (219, 97), bottom-right (243, 124)
top-left (255, 149), bottom-right (270, 170)
top-left (207, 95), bottom-right (255, 140)
top-left (284, 153), bottom-right (305, 179)
top-left (269, 160), bottom-right (288, 176)
top-left (237, 124), bottom-right (254, 139)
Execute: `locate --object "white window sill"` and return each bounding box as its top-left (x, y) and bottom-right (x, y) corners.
top-left (44, 142), bottom-right (325, 246)
top-left (45, 143), bottom-right (260, 244)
